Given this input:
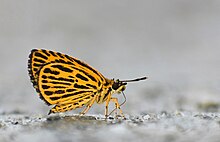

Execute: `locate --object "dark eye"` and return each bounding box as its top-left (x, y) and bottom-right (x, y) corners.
top-left (112, 82), bottom-right (119, 90)
top-left (121, 86), bottom-right (125, 91)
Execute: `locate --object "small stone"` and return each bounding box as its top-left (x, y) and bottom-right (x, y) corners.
top-left (143, 114), bottom-right (151, 120)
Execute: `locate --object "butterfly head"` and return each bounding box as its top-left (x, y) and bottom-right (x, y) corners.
top-left (112, 79), bottom-right (127, 93)
top-left (111, 77), bottom-right (147, 93)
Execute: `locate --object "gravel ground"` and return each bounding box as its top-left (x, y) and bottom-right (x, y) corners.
top-left (1, 111), bottom-right (220, 142)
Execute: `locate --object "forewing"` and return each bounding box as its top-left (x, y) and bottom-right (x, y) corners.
top-left (28, 49), bottom-right (107, 94)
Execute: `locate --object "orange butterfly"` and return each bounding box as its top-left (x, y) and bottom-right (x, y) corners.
top-left (28, 49), bottom-right (147, 118)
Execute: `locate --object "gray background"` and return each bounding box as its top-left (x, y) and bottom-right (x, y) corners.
top-left (0, 0), bottom-right (220, 115)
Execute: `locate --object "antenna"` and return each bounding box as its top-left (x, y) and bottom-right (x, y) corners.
top-left (120, 76), bottom-right (147, 82)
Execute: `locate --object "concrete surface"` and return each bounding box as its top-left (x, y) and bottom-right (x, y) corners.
top-left (0, 111), bottom-right (220, 142)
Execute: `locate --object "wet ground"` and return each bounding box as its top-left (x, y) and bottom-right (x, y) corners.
top-left (1, 111), bottom-right (220, 142)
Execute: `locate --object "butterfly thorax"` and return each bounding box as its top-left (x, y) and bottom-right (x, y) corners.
top-left (96, 78), bottom-right (127, 104)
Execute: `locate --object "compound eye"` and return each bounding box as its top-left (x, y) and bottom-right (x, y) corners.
top-left (121, 86), bottom-right (126, 91)
top-left (112, 82), bottom-right (119, 90)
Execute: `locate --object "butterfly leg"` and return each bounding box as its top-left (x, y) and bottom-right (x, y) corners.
top-left (110, 97), bottom-right (125, 118)
top-left (104, 95), bottom-right (112, 118)
top-left (79, 96), bottom-right (96, 116)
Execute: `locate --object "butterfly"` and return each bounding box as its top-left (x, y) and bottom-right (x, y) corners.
top-left (28, 49), bottom-right (147, 118)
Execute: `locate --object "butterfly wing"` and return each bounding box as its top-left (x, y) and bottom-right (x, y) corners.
top-left (28, 49), bottom-right (108, 112)
top-left (28, 49), bottom-right (106, 90)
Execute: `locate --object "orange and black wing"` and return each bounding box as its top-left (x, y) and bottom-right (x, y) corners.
top-left (28, 49), bottom-right (107, 111)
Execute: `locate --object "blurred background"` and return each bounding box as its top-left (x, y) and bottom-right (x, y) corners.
top-left (0, 0), bottom-right (219, 115)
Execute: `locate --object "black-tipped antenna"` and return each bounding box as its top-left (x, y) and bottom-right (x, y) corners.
top-left (120, 76), bottom-right (147, 82)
